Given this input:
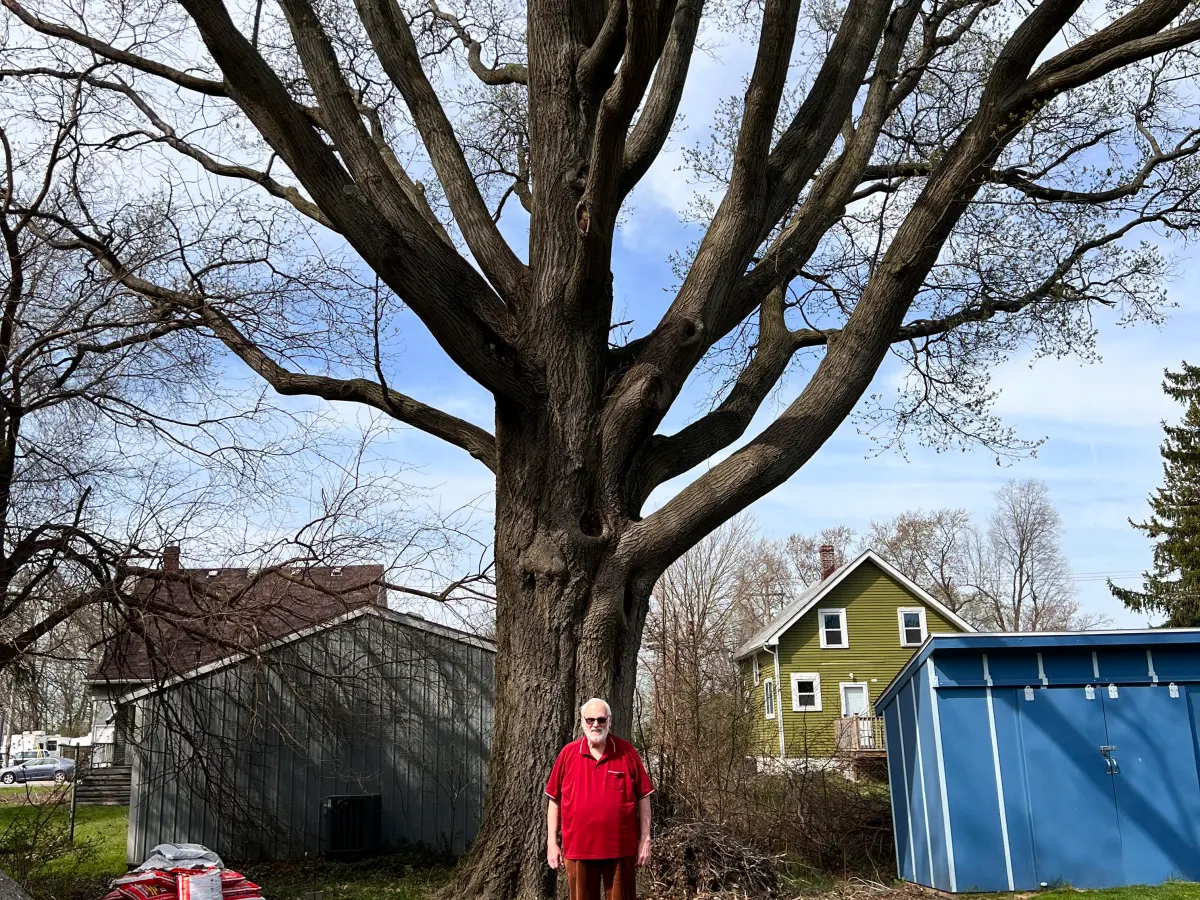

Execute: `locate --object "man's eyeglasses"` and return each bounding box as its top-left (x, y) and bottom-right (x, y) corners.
top-left (584, 716), bottom-right (608, 726)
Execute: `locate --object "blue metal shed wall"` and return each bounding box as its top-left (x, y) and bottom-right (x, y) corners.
top-left (935, 685), bottom-right (1010, 891)
top-left (882, 708), bottom-right (911, 882)
top-left (880, 637), bottom-right (1200, 893)
top-left (126, 612), bottom-right (494, 864)
top-left (914, 661), bottom-right (953, 892)
top-left (882, 662), bottom-right (954, 891)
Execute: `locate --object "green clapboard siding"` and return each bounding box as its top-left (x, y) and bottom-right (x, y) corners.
top-left (741, 559), bottom-right (966, 757)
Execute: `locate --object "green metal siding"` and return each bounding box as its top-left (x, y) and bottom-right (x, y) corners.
top-left (741, 560), bottom-right (966, 757)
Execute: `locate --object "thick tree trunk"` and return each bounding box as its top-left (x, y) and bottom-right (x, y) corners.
top-left (446, 404), bottom-right (652, 900)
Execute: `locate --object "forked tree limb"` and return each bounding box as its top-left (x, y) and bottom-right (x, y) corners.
top-left (622, 0), bottom-right (1094, 570)
top-left (619, 0), bottom-right (704, 199)
top-left (355, 0), bottom-right (529, 303)
top-left (176, 0), bottom-right (530, 402)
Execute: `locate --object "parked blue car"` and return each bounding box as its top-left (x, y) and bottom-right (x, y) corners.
top-left (0, 756), bottom-right (74, 784)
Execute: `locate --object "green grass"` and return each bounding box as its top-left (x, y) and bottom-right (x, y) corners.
top-left (241, 851), bottom-right (455, 900)
top-left (0, 800), bottom-right (453, 900)
top-left (1034, 885), bottom-right (1200, 900)
top-left (0, 803), bottom-right (127, 878)
top-left (0, 784), bottom-right (52, 798)
top-left (0, 801), bottom-right (127, 899)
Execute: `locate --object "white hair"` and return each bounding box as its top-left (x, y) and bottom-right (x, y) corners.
top-left (580, 698), bottom-right (612, 718)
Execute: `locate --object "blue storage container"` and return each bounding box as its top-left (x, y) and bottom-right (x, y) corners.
top-left (876, 630), bottom-right (1200, 892)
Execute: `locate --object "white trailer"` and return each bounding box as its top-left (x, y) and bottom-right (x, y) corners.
top-left (2, 730), bottom-right (86, 765)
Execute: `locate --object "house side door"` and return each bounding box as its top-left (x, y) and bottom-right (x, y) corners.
top-left (1102, 686), bottom-right (1200, 884)
top-left (840, 683), bottom-right (874, 749)
top-left (1018, 687), bottom-right (1124, 889)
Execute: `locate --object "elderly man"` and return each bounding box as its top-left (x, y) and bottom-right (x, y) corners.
top-left (545, 698), bottom-right (653, 900)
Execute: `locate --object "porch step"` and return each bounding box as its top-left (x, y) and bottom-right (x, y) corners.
top-left (75, 766), bottom-right (132, 805)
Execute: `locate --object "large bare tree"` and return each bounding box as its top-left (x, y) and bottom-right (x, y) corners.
top-left (965, 478), bottom-right (1107, 631)
top-left (3, 0), bottom-right (1199, 893)
top-left (868, 509), bottom-right (974, 613)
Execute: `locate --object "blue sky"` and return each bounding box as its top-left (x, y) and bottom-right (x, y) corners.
top-left (301, 25), bottom-right (1198, 630)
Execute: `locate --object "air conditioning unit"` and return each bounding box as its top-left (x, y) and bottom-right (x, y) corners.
top-left (322, 794), bottom-right (382, 858)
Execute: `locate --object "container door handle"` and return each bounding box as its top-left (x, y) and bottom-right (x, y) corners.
top-left (1101, 745), bottom-right (1119, 775)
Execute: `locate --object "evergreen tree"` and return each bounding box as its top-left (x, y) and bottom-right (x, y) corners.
top-left (1110, 363), bottom-right (1200, 626)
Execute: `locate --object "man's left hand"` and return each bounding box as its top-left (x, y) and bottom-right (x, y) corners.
top-left (637, 838), bottom-right (651, 868)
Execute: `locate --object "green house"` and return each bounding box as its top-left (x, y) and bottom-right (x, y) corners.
top-left (735, 549), bottom-right (974, 761)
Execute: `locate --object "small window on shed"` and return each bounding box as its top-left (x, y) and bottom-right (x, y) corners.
top-left (752, 656), bottom-right (760, 685)
top-left (898, 607), bottom-right (927, 647)
top-left (818, 608), bottom-right (848, 648)
top-left (764, 678), bottom-right (776, 719)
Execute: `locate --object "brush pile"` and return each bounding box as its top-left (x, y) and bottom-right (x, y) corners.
top-left (645, 822), bottom-right (782, 900)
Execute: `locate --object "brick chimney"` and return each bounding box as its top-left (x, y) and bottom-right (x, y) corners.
top-left (163, 545), bottom-right (181, 573)
top-left (819, 544), bottom-right (837, 581)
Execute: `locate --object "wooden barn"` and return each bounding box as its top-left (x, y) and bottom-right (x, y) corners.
top-left (87, 551), bottom-right (494, 864)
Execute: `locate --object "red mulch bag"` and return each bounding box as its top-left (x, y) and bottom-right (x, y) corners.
top-left (215, 869), bottom-right (261, 899)
top-left (108, 864), bottom-right (263, 900)
top-left (112, 884), bottom-right (177, 900)
top-left (113, 871), bottom-right (177, 889)
top-left (178, 870), bottom-right (222, 900)
top-left (109, 869), bottom-right (180, 900)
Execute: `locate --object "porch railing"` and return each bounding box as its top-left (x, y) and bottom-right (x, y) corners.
top-left (835, 715), bottom-right (886, 753)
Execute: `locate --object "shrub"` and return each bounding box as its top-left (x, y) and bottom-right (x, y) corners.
top-left (0, 790), bottom-right (99, 899)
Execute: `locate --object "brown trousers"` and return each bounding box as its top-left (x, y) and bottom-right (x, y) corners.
top-left (564, 856), bottom-right (638, 900)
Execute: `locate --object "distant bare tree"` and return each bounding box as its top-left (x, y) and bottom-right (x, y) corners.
top-left (0, 114), bottom-right (495, 752)
top-left (730, 537), bottom-right (796, 640)
top-left (784, 527), bottom-right (858, 586)
top-left (868, 509), bottom-right (974, 614)
top-left (640, 517), bottom-right (757, 820)
top-left (965, 480), bottom-right (1107, 631)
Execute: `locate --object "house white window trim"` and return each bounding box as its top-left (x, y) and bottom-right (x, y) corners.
top-left (818, 607), bottom-right (849, 649)
top-left (791, 672), bottom-right (822, 712)
top-left (839, 681), bottom-right (871, 717)
top-left (752, 655), bottom-right (761, 686)
top-left (763, 678), bottom-right (776, 719)
top-left (898, 606), bottom-right (928, 647)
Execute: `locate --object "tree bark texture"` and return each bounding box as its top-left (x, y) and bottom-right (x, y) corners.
top-left (453, 402), bottom-right (653, 900)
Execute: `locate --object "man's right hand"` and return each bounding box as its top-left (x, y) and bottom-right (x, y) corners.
top-left (547, 842), bottom-right (563, 870)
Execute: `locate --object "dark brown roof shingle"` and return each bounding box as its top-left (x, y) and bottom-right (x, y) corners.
top-left (91, 564), bottom-right (385, 683)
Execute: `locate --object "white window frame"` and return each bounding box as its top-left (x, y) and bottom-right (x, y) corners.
top-left (839, 681), bottom-right (871, 717)
top-left (898, 606), bottom-right (928, 647)
top-left (752, 655), bottom-right (761, 686)
top-left (791, 672), bottom-right (822, 712)
top-left (763, 678), bottom-right (776, 719)
top-left (817, 607), bottom-right (849, 648)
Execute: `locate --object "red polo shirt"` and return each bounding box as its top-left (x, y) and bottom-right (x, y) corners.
top-left (545, 735), bottom-right (654, 860)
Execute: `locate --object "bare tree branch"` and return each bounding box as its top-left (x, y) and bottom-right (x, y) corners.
top-left (176, 0), bottom-right (529, 402)
top-left (428, 0), bottom-right (529, 85)
top-left (620, 0), bottom-right (703, 199)
top-left (31, 217), bottom-right (499, 469)
top-left (355, 0), bottom-right (529, 302)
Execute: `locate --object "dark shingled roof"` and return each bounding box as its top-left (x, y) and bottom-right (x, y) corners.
top-left (91, 564), bottom-right (386, 684)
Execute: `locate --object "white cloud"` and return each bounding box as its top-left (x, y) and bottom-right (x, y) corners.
top-left (990, 340), bottom-right (1180, 428)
